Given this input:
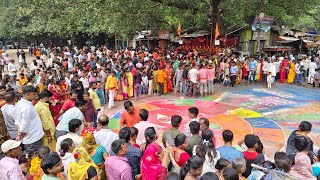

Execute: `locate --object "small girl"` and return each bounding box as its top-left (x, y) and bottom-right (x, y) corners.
top-left (267, 72), bottom-right (272, 88)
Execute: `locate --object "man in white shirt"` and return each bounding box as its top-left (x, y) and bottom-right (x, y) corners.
top-left (80, 72), bottom-right (89, 90)
top-left (8, 59), bottom-right (17, 81)
top-left (184, 107), bottom-right (199, 138)
top-left (308, 58), bottom-right (317, 84)
top-left (94, 115), bottom-right (118, 153)
top-left (15, 86), bottom-right (44, 151)
top-left (187, 65), bottom-right (199, 97)
top-left (56, 119), bottom-right (83, 152)
top-left (55, 99), bottom-right (86, 140)
top-left (1, 92), bottom-right (17, 139)
top-left (134, 109), bottom-right (159, 146)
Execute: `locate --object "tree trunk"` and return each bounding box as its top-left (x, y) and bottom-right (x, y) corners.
top-left (209, 0), bottom-right (221, 39)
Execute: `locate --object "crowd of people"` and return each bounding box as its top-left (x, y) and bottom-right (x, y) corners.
top-left (0, 45), bottom-right (319, 180)
top-left (0, 98), bottom-right (319, 180)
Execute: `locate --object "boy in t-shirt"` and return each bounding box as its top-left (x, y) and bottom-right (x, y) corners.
top-left (243, 134), bottom-right (265, 178)
top-left (40, 152), bottom-right (64, 180)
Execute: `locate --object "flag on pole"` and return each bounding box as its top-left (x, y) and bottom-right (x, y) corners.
top-left (177, 23), bottom-right (181, 37)
top-left (214, 23), bottom-right (220, 39)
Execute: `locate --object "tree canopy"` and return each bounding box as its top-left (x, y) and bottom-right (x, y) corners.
top-left (0, 0), bottom-right (318, 39)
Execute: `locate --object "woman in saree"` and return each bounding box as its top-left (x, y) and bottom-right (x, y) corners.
top-left (279, 58), bottom-right (290, 83)
top-left (68, 146), bottom-right (100, 180)
top-left (242, 61), bottom-right (248, 80)
top-left (141, 142), bottom-right (164, 180)
top-left (256, 60), bottom-right (262, 81)
top-left (287, 61), bottom-right (296, 84)
top-left (121, 71), bottom-right (129, 100)
top-left (236, 61), bottom-right (241, 84)
top-left (81, 132), bottom-right (108, 180)
top-left (165, 63), bottom-right (174, 93)
top-left (126, 68), bottom-right (134, 98)
top-left (224, 60), bottom-right (230, 79)
top-left (48, 78), bottom-right (63, 125)
top-left (59, 77), bottom-right (69, 101)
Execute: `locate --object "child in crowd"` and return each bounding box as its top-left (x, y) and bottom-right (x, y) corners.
top-left (40, 152), bottom-right (64, 180)
top-left (19, 150), bottom-right (35, 179)
top-left (130, 127), bottom-right (140, 148)
top-left (141, 72), bottom-right (148, 95)
top-left (224, 75), bottom-right (230, 87)
top-left (243, 134), bottom-right (265, 178)
top-left (267, 72), bottom-right (272, 88)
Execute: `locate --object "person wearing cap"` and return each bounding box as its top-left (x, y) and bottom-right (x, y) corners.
top-left (0, 140), bottom-right (25, 180)
top-left (14, 85), bottom-right (44, 151)
top-left (34, 90), bottom-right (56, 151)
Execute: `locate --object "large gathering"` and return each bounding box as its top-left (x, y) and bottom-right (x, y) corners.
top-left (0, 45), bottom-right (319, 180)
top-left (0, 0), bottom-right (320, 179)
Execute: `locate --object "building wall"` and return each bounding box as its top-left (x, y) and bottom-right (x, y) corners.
top-left (239, 28), bottom-right (271, 55)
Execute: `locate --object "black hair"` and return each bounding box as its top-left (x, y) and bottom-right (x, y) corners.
top-left (298, 121), bottom-right (312, 132)
top-left (70, 90), bottom-right (78, 95)
top-left (145, 127), bottom-right (157, 148)
top-left (22, 85), bottom-right (38, 95)
top-left (59, 138), bottom-right (73, 157)
top-left (260, 161), bottom-right (276, 169)
top-left (171, 115), bottom-right (182, 128)
top-left (255, 135), bottom-right (264, 153)
top-left (19, 150), bottom-right (34, 164)
top-left (98, 115), bottom-right (109, 126)
top-left (180, 155), bottom-right (204, 180)
top-left (139, 109), bottom-right (149, 121)
top-left (200, 172), bottom-right (219, 180)
top-left (274, 152), bottom-right (291, 173)
top-left (174, 134), bottom-right (187, 147)
top-left (83, 91), bottom-right (90, 96)
top-left (188, 107), bottom-right (199, 117)
top-left (89, 82), bottom-right (96, 88)
top-left (130, 127), bottom-right (139, 137)
top-left (40, 152), bottom-right (61, 174)
top-left (189, 121), bottom-right (200, 135)
top-left (215, 158), bottom-right (230, 171)
top-left (68, 119), bottom-right (82, 132)
top-left (4, 91), bottom-right (16, 103)
top-left (196, 130), bottom-right (217, 162)
top-left (75, 99), bottom-right (86, 107)
top-left (38, 89), bottom-right (53, 100)
top-left (37, 146), bottom-right (50, 159)
top-left (166, 172), bottom-right (179, 180)
top-left (222, 167), bottom-right (239, 180)
top-left (222, 130), bottom-right (233, 142)
top-left (119, 127), bottom-right (131, 142)
top-left (294, 135), bottom-right (308, 152)
top-left (199, 117), bottom-right (209, 127)
top-left (244, 134), bottom-right (258, 148)
top-left (111, 139), bottom-right (126, 154)
top-left (124, 100), bottom-right (133, 110)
